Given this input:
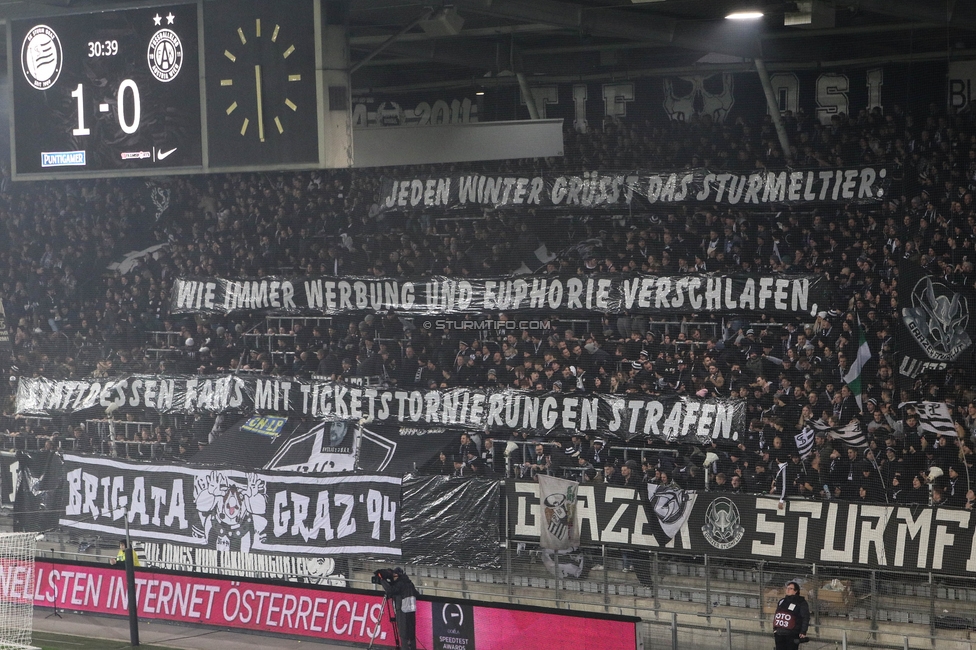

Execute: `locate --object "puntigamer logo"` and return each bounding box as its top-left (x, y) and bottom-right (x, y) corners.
top-left (41, 151), bottom-right (86, 168)
top-left (21, 25), bottom-right (62, 90)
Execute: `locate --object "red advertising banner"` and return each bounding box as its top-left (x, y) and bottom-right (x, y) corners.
top-left (417, 600), bottom-right (639, 650)
top-left (29, 560), bottom-right (395, 646)
top-left (23, 560), bottom-right (639, 650)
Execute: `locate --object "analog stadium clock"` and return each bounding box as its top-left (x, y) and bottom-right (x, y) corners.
top-left (204, 0), bottom-right (320, 170)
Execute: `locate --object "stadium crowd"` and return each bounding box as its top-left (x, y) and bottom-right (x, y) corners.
top-left (0, 99), bottom-right (975, 505)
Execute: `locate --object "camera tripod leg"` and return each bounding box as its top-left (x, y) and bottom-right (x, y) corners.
top-left (45, 585), bottom-right (62, 619)
top-left (366, 595), bottom-right (401, 650)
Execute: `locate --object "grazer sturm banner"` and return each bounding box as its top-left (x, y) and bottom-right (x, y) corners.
top-left (17, 377), bottom-right (746, 442)
top-left (376, 167), bottom-right (889, 213)
top-left (509, 483), bottom-right (976, 576)
top-left (59, 454), bottom-right (401, 556)
top-left (169, 272), bottom-right (831, 317)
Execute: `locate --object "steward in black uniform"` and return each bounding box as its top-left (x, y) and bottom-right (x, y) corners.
top-left (773, 581), bottom-right (810, 649)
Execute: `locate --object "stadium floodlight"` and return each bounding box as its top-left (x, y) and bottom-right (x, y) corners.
top-left (726, 11), bottom-right (764, 20)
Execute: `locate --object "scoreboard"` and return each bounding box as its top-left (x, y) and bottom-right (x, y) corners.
top-left (12, 5), bottom-right (203, 175)
top-left (8, 0), bottom-right (326, 179)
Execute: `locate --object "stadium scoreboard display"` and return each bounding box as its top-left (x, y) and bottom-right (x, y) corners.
top-left (12, 5), bottom-right (203, 176)
top-left (8, 0), bottom-right (325, 179)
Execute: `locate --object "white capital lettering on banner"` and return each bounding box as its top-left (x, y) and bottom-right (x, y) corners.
top-left (896, 507), bottom-right (932, 569)
top-left (788, 501), bottom-right (822, 559)
top-left (933, 509), bottom-right (969, 571)
top-left (821, 502), bottom-right (858, 563)
top-left (752, 499), bottom-right (784, 556)
top-left (858, 505), bottom-right (892, 565)
top-left (600, 487), bottom-right (632, 544)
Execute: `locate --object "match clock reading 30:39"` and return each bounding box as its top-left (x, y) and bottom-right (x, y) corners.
top-left (11, 4), bottom-right (203, 176)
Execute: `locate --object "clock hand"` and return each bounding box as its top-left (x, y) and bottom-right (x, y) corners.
top-left (254, 64), bottom-right (265, 142)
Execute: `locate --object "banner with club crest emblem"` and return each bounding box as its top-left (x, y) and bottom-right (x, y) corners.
top-left (509, 484), bottom-right (976, 577)
top-left (896, 259), bottom-right (976, 387)
top-left (538, 475), bottom-right (580, 550)
top-left (700, 496), bottom-right (745, 551)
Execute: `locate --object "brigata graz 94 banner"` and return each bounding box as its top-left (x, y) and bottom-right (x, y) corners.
top-left (60, 454), bottom-right (401, 556)
top-left (510, 482), bottom-right (976, 575)
top-left (169, 272), bottom-right (830, 317)
top-left (17, 376), bottom-right (745, 442)
top-left (376, 166), bottom-right (888, 213)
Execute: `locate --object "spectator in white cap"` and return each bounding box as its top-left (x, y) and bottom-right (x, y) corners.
top-left (588, 438), bottom-right (606, 467)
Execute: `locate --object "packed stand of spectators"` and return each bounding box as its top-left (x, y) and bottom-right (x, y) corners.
top-left (0, 99), bottom-right (974, 506)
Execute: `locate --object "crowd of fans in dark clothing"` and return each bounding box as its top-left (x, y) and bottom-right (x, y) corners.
top-left (0, 97), bottom-right (975, 506)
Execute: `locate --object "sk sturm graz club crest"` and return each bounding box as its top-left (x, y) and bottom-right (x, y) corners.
top-left (701, 497), bottom-right (745, 550)
top-left (21, 25), bottom-right (62, 90)
top-left (543, 490), bottom-right (574, 542)
top-left (538, 475), bottom-right (580, 550)
top-left (902, 276), bottom-right (972, 362)
top-left (193, 471), bottom-right (269, 552)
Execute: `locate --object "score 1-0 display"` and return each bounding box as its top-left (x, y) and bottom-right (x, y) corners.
top-left (11, 4), bottom-right (202, 177)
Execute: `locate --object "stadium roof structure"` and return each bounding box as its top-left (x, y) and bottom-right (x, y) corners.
top-left (0, 0), bottom-right (973, 94)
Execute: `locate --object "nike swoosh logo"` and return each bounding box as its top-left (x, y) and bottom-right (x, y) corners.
top-left (157, 147), bottom-right (177, 160)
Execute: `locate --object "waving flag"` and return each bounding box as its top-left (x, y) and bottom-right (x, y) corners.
top-left (808, 418), bottom-right (868, 448)
top-left (843, 312), bottom-right (871, 411)
top-left (901, 401), bottom-right (956, 437)
top-left (795, 426), bottom-right (816, 460)
top-left (538, 475), bottom-right (580, 550)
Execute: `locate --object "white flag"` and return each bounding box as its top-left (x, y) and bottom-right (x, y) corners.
top-left (795, 426), bottom-right (816, 460)
top-left (808, 418), bottom-right (868, 448)
top-left (901, 401), bottom-right (956, 437)
top-left (538, 475), bottom-right (580, 551)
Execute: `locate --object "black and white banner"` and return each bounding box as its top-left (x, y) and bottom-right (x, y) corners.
top-left (377, 167), bottom-right (888, 213)
top-left (509, 483), bottom-right (976, 575)
top-left (0, 451), bottom-right (17, 507)
top-left (139, 541), bottom-right (349, 586)
top-left (17, 376), bottom-right (746, 442)
top-left (900, 401), bottom-right (956, 437)
top-left (897, 259), bottom-right (976, 365)
top-left (61, 454), bottom-right (401, 556)
top-left (169, 272), bottom-right (831, 317)
top-left (195, 417), bottom-right (458, 475)
top-left (805, 419), bottom-right (868, 448)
